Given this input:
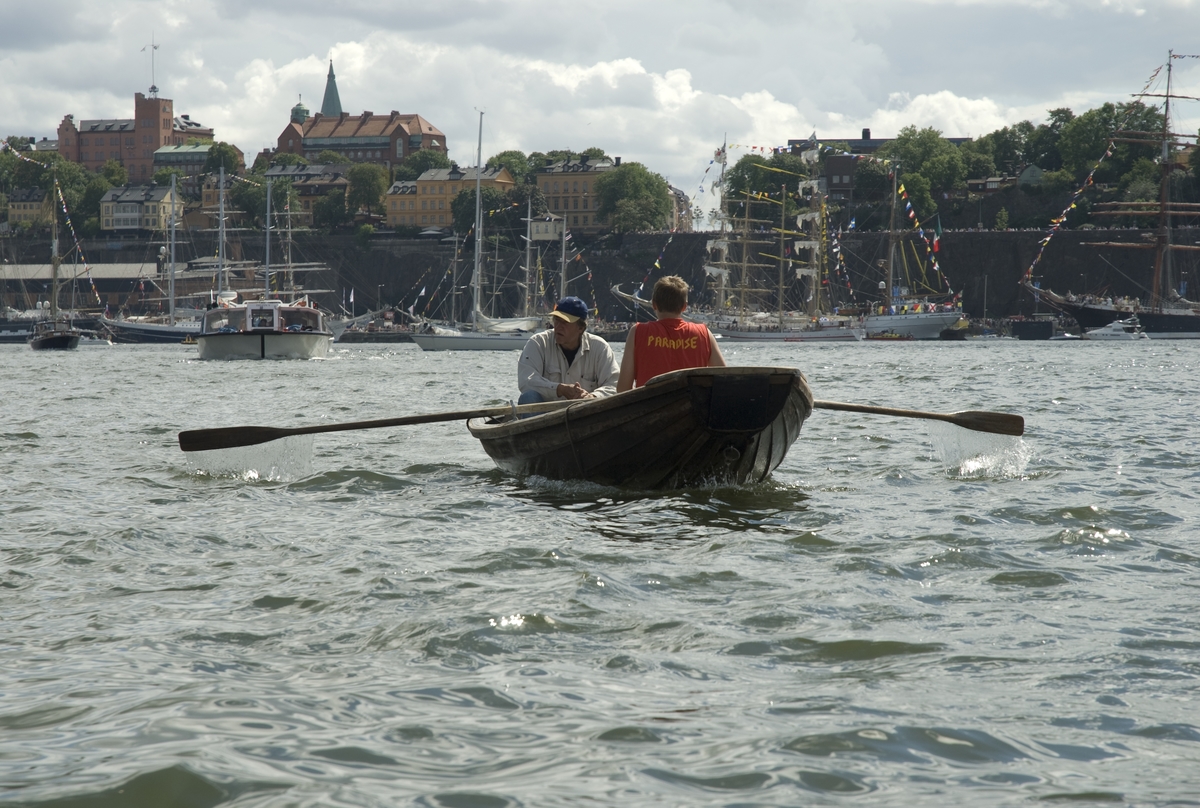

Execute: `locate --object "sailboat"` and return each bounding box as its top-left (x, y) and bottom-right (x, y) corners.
top-left (862, 169), bottom-right (963, 340)
top-left (195, 172), bottom-right (333, 360)
top-left (410, 113), bottom-right (541, 351)
top-left (28, 178), bottom-right (81, 351)
top-left (710, 180), bottom-right (864, 340)
top-left (1026, 50), bottom-right (1200, 339)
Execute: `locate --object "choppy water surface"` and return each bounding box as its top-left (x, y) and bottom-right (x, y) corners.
top-left (2, 340), bottom-right (1198, 806)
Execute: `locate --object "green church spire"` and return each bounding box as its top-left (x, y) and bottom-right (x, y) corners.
top-left (320, 60), bottom-right (342, 117)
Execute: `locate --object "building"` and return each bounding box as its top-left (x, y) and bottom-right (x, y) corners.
top-left (790, 128), bottom-right (970, 155)
top-left (7, 189), bottom-right (51, 228)
top-left (56, 92), bottom-right (214, 182)
top-left (825, 154), bottom-right (857, 202)
top-left (387, 164), bottom-right (515, 229)
top-left (536, 155), bottom-right (619, 234)
top-left (274, 62), bottom-right (447, 171)
top-left (263, 163), bottom-right (352, 227)
top-left (153, 143), bottom-right (213, 199)
top-left (668, 185), bottom-right (693, 232)
top-left (99, 184), bottom-right (182, 234)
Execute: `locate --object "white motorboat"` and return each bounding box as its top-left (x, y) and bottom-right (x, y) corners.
top-left (196, 297), bottom-right (332, 360)
top-left (1083, 317), bottom-right (1150, 341)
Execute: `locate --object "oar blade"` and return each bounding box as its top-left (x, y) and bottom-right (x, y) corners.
top-left (951, 411), bottom-right (1025, 437)
top-left (179, 426), bottom-right (295, 453)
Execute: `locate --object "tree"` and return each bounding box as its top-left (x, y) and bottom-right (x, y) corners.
top-left (994, 207), bottom-right (1009, 230)
top-left (900, 173), bottom-right (936, 221)
top-left (347, 163), bottom-right (388, 216)
top-left (487, 150), bottom-right (531, 186)
top-left (203, 141), bottom-right (242, 175)
top-left (722, 153), bottom-right (810, 223)
top-left (1058, 101), bottom-right (1162, 183)
top-left (451, 185), bottom-right (507, 235)
top-left (99, 159), bottom-right (128, 187)
top-left (593, 162), bottom-right (672, 232)
top-left (1026, 108), bottom-right (1074, 171)
top-left (394, 149), bottom-right (451, 182)
top-left (959, 138), bottom-right (996, 181)
top-left (307, 150), bottom-right (342, 166)
top-left (271, 152), bottom-right (308, 168)
top-left (153, 167), bottom-right (186, 188)
top-left (877, 126), bottom-right (965, 196)
top-left (313, 188), bottom-right (351, 230)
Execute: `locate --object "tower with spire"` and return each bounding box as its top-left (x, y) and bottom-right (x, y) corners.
top-left (320, 61), bottom-right (342, 117)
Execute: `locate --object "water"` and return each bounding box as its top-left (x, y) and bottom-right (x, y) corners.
top-left (2, 340), bottom-right (1198, 806)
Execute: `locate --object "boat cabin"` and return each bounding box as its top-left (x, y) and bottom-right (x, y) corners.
top-left (201, 300), bottom-right (323, 334)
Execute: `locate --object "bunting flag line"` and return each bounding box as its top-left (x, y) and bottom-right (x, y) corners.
top-left (1022, 60), bottom-right (1172, 281)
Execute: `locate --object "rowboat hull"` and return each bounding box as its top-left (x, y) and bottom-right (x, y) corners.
top-left (467, 366), bottom-right (813, 488)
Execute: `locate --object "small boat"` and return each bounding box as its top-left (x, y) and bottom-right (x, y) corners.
top-left (1083, 317), bottom-right (1150, 341)
top-left (1048, 332), bottom-right (1081, 341)
top-left (467, 366), bottom-right (813, 488)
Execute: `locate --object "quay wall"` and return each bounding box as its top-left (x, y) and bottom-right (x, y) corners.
top-left (4, 227), bottom-right (1196, 322)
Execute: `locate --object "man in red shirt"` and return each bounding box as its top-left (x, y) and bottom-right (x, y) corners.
top-left (617, 275), bottom-right (725, 392)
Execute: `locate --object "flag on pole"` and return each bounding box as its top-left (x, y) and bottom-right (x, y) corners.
top-left (350, 289), bottom-right (355, 303)
top-left (933, 217), bottom-right (942, 253)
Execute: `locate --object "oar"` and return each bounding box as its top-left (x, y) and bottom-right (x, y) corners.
top-left (813, 400), bottom-right (1024, 436)
top-left (178, 399), bottom-right (575, 453)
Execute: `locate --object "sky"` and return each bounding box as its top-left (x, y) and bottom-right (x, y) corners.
top-left (3, 0), bottom-right (1199, 205)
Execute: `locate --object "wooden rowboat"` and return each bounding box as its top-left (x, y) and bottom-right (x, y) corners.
top-left (467, 366), bottom-right (813, 488)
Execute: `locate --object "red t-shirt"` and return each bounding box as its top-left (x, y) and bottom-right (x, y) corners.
top-left (633, 318), bottom-right (712, 387)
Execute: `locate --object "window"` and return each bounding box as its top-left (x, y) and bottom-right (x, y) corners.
top-left (573, 181), bottom-right (579, 192)
top-left (573, 216), bottom-right (578, 225)
top-left (438, 200), bottom-right (444, 210)
top-left (573, 200), bottom-right (578, 209)
top-left (421, 201), bottom-right (427, 210)
top-left (582, 182), bottom-right (588, 192)
top-left (553, 199), bottom-right (559, 210)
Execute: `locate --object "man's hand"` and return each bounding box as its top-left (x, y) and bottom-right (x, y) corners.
top-left (556, 382), bottom-right (592, 400)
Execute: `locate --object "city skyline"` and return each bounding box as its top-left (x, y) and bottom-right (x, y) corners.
top-left (2, 0), bottom-right (1198, 197)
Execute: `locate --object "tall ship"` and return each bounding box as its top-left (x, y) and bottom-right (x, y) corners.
top-left (862, 169), bottom-right (963, 340)
top-left (1025, 50), bottom-right (1200, 338)
top-left (710, 167), bottom-right (863, 342)
top-left (28, 177), bottom-right (81, 351)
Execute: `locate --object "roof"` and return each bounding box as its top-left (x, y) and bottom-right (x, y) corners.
top-left (538, 156), bottom-right (616, 174)
top-left (9, 188), bottom-right (48, 203)
top-left (300, 111), bottom-right (445, 142)
top-left (387, 180), bottom-right (417, 195)
top-left (79, 118), bottom-right (136, 133)
top-left (154, 144), bottom-right (212, 157)
top-left (415, 165), bottom-right (511, 183)
top-left (264, 163), bottom-right (353, 179)
top-left (101, 185), bottom-right (177, 203)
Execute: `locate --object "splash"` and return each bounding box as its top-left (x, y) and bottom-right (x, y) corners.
top-left (926, 421), bottom-right (1031, 479)
top-left (184, 435), bottom-right (314, 481)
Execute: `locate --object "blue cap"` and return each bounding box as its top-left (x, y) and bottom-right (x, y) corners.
top-left (550, 296), bottom-right (588, 323)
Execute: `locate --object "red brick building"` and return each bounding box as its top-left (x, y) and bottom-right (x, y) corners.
top-left (56, 93), bottom-right (214, 182)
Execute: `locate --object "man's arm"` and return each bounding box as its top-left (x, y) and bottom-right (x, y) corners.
top-left (588, 339), bottom-right (622, 398)
top-left (707, 328), bottom-right (726, 367)
top-left (517, 335), bottom-right (562, 398)
top-left (616, 326), bottom-right (638, 392)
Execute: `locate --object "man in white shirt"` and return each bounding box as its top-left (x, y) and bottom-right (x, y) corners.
top-left (517, 296), bottom-right (619, 404)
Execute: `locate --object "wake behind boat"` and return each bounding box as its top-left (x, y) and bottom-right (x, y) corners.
top-left (467, 366), bottom-right (813, 488)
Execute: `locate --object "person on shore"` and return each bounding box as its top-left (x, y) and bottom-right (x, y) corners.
top-left (616, 276), bottom-right (725, 392)
top-left (517, 296), bottom-right (619, 404)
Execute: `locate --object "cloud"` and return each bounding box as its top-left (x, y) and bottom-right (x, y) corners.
top-left (4, 0), bottom-right (1199, 199)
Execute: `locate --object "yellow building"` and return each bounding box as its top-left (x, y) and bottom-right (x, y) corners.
top-left (7, 188), bottom-right (51, 228)
top-left (536, 155), bottom-right (618, 234)
top-left (99, 184), bottom-right (182, 233)
top-left (388, 164), bottom-right (515, 229)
